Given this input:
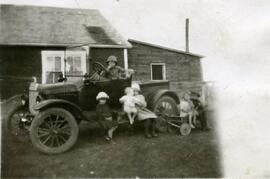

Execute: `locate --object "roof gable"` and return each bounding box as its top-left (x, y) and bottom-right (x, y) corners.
top-left (0, 4), bottom-right (131, 48)
top-left (128, 39), bottom-right (203, 58)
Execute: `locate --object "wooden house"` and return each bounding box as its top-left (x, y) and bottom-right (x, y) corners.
top-left (128, 39), bottom-right (204, 96)
top-left (0, 4), bottom-right (204, 100)
top-left (0, 4), bottom-right (131, 99)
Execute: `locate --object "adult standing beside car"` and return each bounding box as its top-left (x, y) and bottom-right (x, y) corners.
top-left (131, 83), bottom-right (158, 138)
top-left (190, 92), bottom-right (211, 131)
top-left (102, 55), bottom-right (126, 80)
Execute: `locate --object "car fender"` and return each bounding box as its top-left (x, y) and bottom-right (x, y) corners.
top-left (33, 99), bottom-right (86, 122)
top-left (145, 89), bottom-right (180, 110)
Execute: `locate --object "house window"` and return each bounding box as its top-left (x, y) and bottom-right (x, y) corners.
top-left (65, 51), bottom-right (86, 79)
top-left (42, 51), bottom-right (86, 83)
top-left (150, 63), bottom-right (166, 81)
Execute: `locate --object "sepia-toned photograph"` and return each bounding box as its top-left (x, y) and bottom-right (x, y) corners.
top-left (0, 0), bottom-right (269, 178)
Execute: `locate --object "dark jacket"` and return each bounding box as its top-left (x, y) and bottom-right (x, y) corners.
top-left (104, 65), bottom-right (125, 79)
top-left (191, 99), bottom-right (203, 111)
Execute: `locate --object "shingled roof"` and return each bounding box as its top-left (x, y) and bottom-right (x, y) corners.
top-left (0, 4), bottom-right (131, 48)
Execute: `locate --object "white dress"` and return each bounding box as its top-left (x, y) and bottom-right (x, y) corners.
top-left (133, 95), bottom-right (157, 120)
top-left (119, 95), bottom-right (138, 114)
top-left (179, 100), bottom-right (192, 117)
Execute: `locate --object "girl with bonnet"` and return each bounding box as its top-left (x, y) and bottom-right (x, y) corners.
top-left (96, 92), bottom-right (118, 143)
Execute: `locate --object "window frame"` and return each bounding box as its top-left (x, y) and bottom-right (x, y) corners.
top-left (65, 51), bottom-right (87, 77)
top-left (150, 63), bottom-right (166, 81)
top-left (41, 50), bottom-right (87, 84)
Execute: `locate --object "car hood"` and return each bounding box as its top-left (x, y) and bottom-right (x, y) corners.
top-left (37, 80), bottom-right (83, 95)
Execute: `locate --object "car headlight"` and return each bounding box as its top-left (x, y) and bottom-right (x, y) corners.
top-left (21, 94), bottom-right (28, 106)
top-left (36, 95), bottom-right (43, 104)
top-left (22, 99), bottom-right (26, 106)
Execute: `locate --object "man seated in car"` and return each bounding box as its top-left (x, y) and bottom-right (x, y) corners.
top-left (101, 55), bottom-right (126, 80)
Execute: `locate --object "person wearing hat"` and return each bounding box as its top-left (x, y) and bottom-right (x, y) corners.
top-left (131, 83), bottom-right (158, 138)
top-left (190, 92), bottom-right (210, 131)
top-left (96, 92), bottom-right (118, 143)
top-left (102, 55), bottom-right (126, 80)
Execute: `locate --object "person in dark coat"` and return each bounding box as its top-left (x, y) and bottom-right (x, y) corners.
top-left (96, 92), bottom-right (118, 142)
top-left (102, 56), bottom-right (126, 80)
top-left (190, 92), bottom-right (210, 131)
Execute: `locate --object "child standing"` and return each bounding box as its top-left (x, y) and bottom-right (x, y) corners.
top-left (96, 92), bottom-right (118, 143)
top-left (119, 87), bottom-right (138, 125)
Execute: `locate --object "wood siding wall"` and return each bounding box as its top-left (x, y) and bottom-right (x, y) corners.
top-left (128, 42), bottom-right (203, 96)
top-left (0, 43), bottom-right (203, 100)
top-left (0, 46), bottom-right (58, 99)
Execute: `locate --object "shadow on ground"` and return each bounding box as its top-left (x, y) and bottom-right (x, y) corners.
top-left (1, 101), bottom-right (222, 178)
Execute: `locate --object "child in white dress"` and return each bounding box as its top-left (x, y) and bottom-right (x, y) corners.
top-left (119, 87), bottom-right (138, 124)
top-left (180, 92), bottom-right (196, 128)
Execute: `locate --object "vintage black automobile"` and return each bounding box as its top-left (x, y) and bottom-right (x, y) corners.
top-left (7, 62), bottom-right (180, 154)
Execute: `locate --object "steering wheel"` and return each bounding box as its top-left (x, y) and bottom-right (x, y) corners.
top-left (93, 62), bottom-right (107, 74)
top-left (88, 62), bottom-right (107, 81)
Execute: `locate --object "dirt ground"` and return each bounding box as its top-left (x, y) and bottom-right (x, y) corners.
top-left (1, 102), bottom-right (222, 178)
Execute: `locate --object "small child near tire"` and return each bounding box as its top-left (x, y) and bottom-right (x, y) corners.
top-left (180, 92), bottom-right (196, 128)
top-left (96, 92), bottom-right (118, 143)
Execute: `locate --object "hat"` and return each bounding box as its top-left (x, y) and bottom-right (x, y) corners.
top-left (131, 83), bottom-right (141, 91)
top-left (96, 92), bottom-right (109, 100)
top-left (106, 56), bottom-right (118, 63)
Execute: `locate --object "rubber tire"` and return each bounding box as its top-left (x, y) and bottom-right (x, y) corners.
top-left (153, 96), bottom-right (179, 133)
top-left (179, 123), bottom-right (191, 136)
top-left (6, 105), bottom-right (31, 142)
top-left (30, 107), bottom-right (79, 154)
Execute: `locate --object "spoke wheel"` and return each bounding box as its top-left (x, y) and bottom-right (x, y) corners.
top-left (30, 108), bottom-right (79, 154)
top-left (153, 96), bottom-right (178, 133)
top-left (7, 106), bottom-right (31, 142)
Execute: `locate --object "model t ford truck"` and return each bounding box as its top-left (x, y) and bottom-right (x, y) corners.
top-left (7, 62), bottom-right (180, 154)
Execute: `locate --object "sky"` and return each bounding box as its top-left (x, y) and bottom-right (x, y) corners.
top-left (1, 0), bottom-right (270, 177)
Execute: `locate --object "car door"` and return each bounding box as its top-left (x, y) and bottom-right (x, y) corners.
top-left (107, 79), bottom-right (129, 109)
top-left (78, 78), bottom-right (131, 111)
top-left (78, 79), bottom-right (112, 110)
